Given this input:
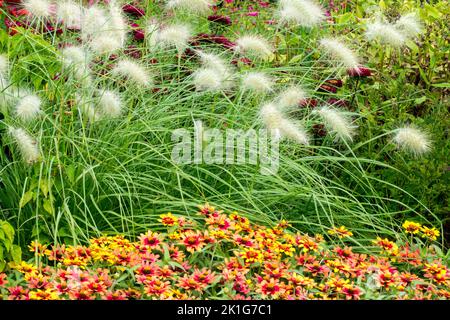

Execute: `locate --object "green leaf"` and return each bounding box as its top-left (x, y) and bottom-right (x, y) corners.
top-left (1, 221), bottom-right (14, 243)
top-left (414, 96), bottom-right (427, 105)
top-left (40, 180), bottom-right (49, 198)
top-left (10, 245), bottom-right (22, 264)
top-left (43, 198), bottom-right (55, 215)
top-left (19, 191), bottom-right (34, 208)
top-left (66, 164), bottom-right (76, 185)
top-left (431, 83), bottom-right (450, 88)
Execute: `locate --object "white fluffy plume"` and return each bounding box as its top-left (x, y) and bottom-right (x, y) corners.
top-left (395, 13), bottom-right (423, 38)
top-left (8, 127), bottom-right (40, 164)
top-left (314, 106), bottom-right (356, 142)
top-left (61, 46), bottom-right (91, 81)
top-left (366, 21), bottom-right (406, 47)
top-left (112, 59), bottom-right (152, 87)
top-left (0, 54), bottom-right (9, 77)
top-left (23, 0), bottom-right (52, 19)
top-left (81, 5), bottom-right (128, 54)
top-left (260, 103), bottom-right (309, 145)
top-left (156, 24), bottom-right (192, 52)
top-left (278, 0), bottom-right (325, 27)
top-left (235, 35), bottom-right (273, 59)
top-left (193, 51), bottom-right (234, 91)
top-left (146, 22), bottom-right (160, 48)
top-left (197, 51), bottom-right (229, 74)
top-left (193, 68), bottom-right (224, 92)
top-left (276, 86), bottom-right (307, 109)
top-left (56, 1), bottom-right (83, 29)
top-left (319, 38), bottom-right (360, 69)
top-left (98, 90), bottom-right (123, 118)
top-left (15, 94), bottom-right (42, 122)
top-left (242, 72), bottom-right (274, 93)
top-left (393, 127), bottom-right (431, 156)
top-left (166, 0), bottom-right (214, 16)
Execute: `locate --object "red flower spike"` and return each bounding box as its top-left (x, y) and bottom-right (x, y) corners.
top-left (347, 66), bottom-right (372, 77)
top-left (207, 15), bottom-right (232, 25)
top-left (122, 4), bottom-right (145, 17)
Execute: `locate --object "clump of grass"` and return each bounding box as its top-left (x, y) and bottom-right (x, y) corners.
top-left (0, 0), bottom-right (439, 250)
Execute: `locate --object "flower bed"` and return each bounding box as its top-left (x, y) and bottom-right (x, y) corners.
top-left (0, 206), bottom-right (448, 300)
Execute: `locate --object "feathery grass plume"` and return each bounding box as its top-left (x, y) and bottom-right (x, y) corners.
top-left (260, 103), bottom-right (309, 145)
top-left (23, 0), bottom-right (52, 20)
top-left (8, 127), bottom-right (40, 164)
top-left (242, 72), bottom-right (274, 93)
top-left (156, 24), bottom-right (192, 52)
top-left (60, 46), bottom-right (91, 83)
top-left (84, 5), bottom-right (128, 55)
top-left (76, 94), bottom-right (101, 122)
top-left (0, 54), bottom-right (9, 77)
top-left (108, 4), bottom-right (128, 45)
top-left (192, 68), bottom-right (224, 92)
top-left (166, 0), bottom-right (214, 16)
top-left (365, 21), bottom-right (406, 47)
top-left (278, 0), bottom-right (325, 27)
top-left (146, 22), bottom-right (160, 48)
top-left (0, 55), bottom-right (9, 108)
top-left (112, 59), bottom-right (152, 87)
top-left (319, 38), bottom-right (360, 69)
top-left (1, 87), bottom-right (30, 109)
top-left (235, 35), bottom-right (273, 59)
top-left (395, 13), bottom-right (423, 38)
top-left (260, 103), bottom-right (283, 139)
top-left (276, 86), bottom-right (307, 109)
top-left (279, 118), bottom-right (310, 145)
top-left (81, 6), bottom-right (108, 40)
top-left (98, 90), bottom-right (123, 118)
top-left (88, 37), bottom-right (123, 55)
top-left (194, 51), bottom-right (235, 91)
top-left (15, 94), bottom-right (42, 122)
top-left (393, 127), bottom-right (431, 156)
top-left (197, 51), bottom-right (229, 74)
top-left (314, 106), bottom-right (356, 142)
top-left (56, 1), bottom-right (82, 29)
top-left (61, 46), bottom-right (89, 66)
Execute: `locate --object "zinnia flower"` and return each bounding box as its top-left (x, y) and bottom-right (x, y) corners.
top-left (402, 221), bottom-right (421, 234)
